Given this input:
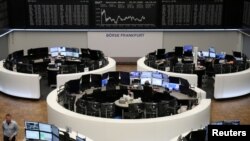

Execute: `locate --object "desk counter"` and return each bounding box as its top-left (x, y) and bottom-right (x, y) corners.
top-left (47, 88), bottom-right (210, 141)
top-left (137, 57), bottom-right (198, 87)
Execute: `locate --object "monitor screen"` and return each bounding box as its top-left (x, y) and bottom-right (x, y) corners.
top-left (51, 52), bottom-right (59, 57)
top-left (162, 74), bottom-right (169, 81)
top-left (26, 130), bottom-right (39, 140)
top-left (216, 53), bottom-right (226, 59)
top-left (50, 47), bottom-right (59, 53)
top-left (152, 78), bottom-right (162, 86)
top-left (51, 125), bottom-right (59, 137)
top-left (39, 123), bottom-right (52, 132)
top-left (66, 51), bottom-right (73, 57)
top-left (73, 52), bottom-right (79, 58)
top-left (25, 121), bottom-right (39, 130)
top-left (140, 71), bottom-right (152, 78)
top-left (162, 81), bottom-right (169, 88)
top-left (76, 136), bottom-right (86, 141)
top-left (152, 72), bottom-right (162, 79)
top-left (102, 79), bottom-right (108, 87)
top-left (175, 46), bottom-right (183, 57)
top-left (198, 51), bottom-right (209, 57)
top-left (40, 132), bottom-right (52, 141)
top-left (60, 52), bottom-right (66, 56)
top-left (168, 83), bottom-right (180, 91)
top-left (130, 71), bottom-right (141, 78)
top-left (58, 47), bottom-right (66, 52)
top-left (183, 45), bottom-right (193, 52)
top-left (169, 76), bottom-right (180, 84)
top-left (209, 47), bottom-right (215, 53)
top-left (209, 52), bottom-right (216, 58)
top-left (233, 51), bottom-right (241, 58)
top-left (140, 78), bottom-right (152, 85)
top-left (52, 135), bottom-right (60, 141)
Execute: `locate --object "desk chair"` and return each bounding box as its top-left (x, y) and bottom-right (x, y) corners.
top-left (222, 64), bottom-right (232, 73)
top-left (173, 63), bottom-right (183, 73)
top-left (182, 63), bottom-right (194, 74)
top-left (213, 64), bottom-right (223, 74)
top-left (101, 103), bottom-right (115, 118)
top-left (144, 102), bottom-right (158, 118)
top-left (76, 98), bottom-right (88, 115)
top-left (127, 103), bottom-right (145, 119)
top-left (87, 101), bottom-right (101, 117)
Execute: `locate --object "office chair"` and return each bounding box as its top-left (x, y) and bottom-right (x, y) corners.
top-left (127, 103), bottom-right (145, 119)
top-left (87, 101), bottom-right (101, 117)
top-left (144, 102), bottom-right (158, 118)
top-left (76, 98), bottom-right (88, 115)
top-left (101, 103), bottom-right (115, 118)
top-left (173, 63), bottom-right (183, 73)
top-left (213, 64), bottom-right (223, 74)
top-left (222, 64), bottom-right (232, 73)
top-left (65, 95), bottom-right (76, 112)
top-left (182, 63), bottom-right (194, 74)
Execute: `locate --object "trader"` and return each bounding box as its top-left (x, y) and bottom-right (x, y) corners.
top-left (2, 113), bottom-right (18, 141)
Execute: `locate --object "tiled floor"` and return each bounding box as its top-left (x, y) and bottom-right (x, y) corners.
top-left (0, 64), bottom-right (250, 140)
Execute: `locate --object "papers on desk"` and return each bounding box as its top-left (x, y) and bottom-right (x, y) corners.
top-left (119, 95), bottom-right (142, 104)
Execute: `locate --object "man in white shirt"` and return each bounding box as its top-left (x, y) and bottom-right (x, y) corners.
top-left (2, 114), bottom-right (18, 141)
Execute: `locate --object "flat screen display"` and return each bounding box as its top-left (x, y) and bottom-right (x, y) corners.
top-left (39, 123), bottom-right (52, 132)
top-left (130, 71), bottom-right (141, 78)
top-left (73, 52), bottom-right (80, 58)
top-left (209, 47), bottom-right (215, 53)
top-left (152, 78), bottom-right (162, 86)
top-left (140, 78), bottom-right (152, 85)
top-left (152, 72), bottom-right (162, 79)
top-left (51, 52), bottom-right (59, 57)
top-left (52, 135), bottom-right (60, 141)
top-left (40, 132), bottom-right (52, 141)
top-left (60, 52), bottom-right (66, 56)
top-left (140, 71), bottom-right (152, 78)
top-left (50, 47), bottom-right (59, 53)
top-left (209, 52), bottom-right (216, 58)
top-left (58, 47), bottom-right (66, 52)
top-left (162, 81), bottom-right (169, 88)
top-left (183, 45), bottom-right (193, 52)
top-left (233, 51), bottom-right (241, 58)
top-left (198, 51), bottom-right (209, 57)
top-left (102, 79), bottom-right (108, 87)
top-left (66, 51), bottom-right (73, 57)
top-left (162, 74), bottom-right (169, 81)
top-left (168, 83), bottom-right (180, 91)
top-left (26, 130), bottom-right (39, 140)
top-left (51, 125), bottom-right (59, 137)
top-left (25, 121), bottom-right (39, 130)
top-left (169, 76), bottom-right (180, 84)
top-left (216, 53), bottom-right (225, 59)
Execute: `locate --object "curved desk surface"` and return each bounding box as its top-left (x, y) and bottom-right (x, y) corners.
top-left (0, 60), bottom-right (41, 99)
top-left (59, 128), bottom-right (94, 141)
top-left (47, 89), bottom-right (210, 141)
top-left (137, 57), bottom-right (198, 87)
top-left (57, 57), bottom-right (116, 88)
top-left (0, 57), bottom-right (115, 99)
top-left (214, 67), bottom-right (250, 99)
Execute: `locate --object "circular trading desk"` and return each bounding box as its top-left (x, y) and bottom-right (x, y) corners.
top-left (47, 88), bottom-right (210, 141)
top-left (137, 57), bottom-right (198, 87)
top-left (0, 57), bottom-right (115, 99)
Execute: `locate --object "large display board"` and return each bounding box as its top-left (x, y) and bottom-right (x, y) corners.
top-left (27, 0), bottom-right (89, 28)
top-left (92, 0), bottom-right (158, 28)
top-left (161, 0), bottom-right (223, 28)
top-left (0, 0), bottom-right (8, 33)
top-left (5, 0), bottom-right (249, 29)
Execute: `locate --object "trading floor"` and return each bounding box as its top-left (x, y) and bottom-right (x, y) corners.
top-left (0, 64), bottom-right (250, 140)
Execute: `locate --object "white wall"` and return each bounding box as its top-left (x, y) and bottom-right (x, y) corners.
top-left (8, 30), bottom-right (243, 57)
top-left (8, 31), bottom-right (88, 54)
top-left (163, 31), bottom-right (242, 54)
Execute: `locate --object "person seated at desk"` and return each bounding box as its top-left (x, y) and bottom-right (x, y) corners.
top-left (143, 80), bottom-right (153, 102)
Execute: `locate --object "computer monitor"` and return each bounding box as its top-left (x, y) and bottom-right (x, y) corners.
top-left (25, 121), bottom-right (39, 130)
top-left (152, 78), bottom-right (162, 86)
top-left (140, 71), bottom-right (152, 78)
top-left (12, 50), bottom-right (24, 60)
top-left (52, 135), bottom-right (60, 141)
top-left (209, 47), bottom-right (215, 53)
top-left (39, 123), bottom-right (52, 132)
top-left (162, 81), bottom-right (169, 88)
top-left (209, 52), bottom-right (216, 58)
top-left (58, 46), bottom-right (66, 52)
top-left (66, 51), bottom-right (73, 57)
top-left (40, 131), bottom-right (52, 141)
top-left (120, 72), bottom-right (130, 85)
top-left (162, 73), bottom-right (169, 81)
top-left (183, 45), bottom-right (193, 52)
top-left (152, 72), bottom-right (162, 79)
top-left (25, 130), bottom-right (39, 140)
top-left (51, 125), bottom-right (59, 137)
top-left (233, 51), bottom-right (242, 58)
top-left (168, 83), bottom-right (180, 91)
top-left (130, 71), bottom-right (141, 78)
top-left (175, 46), bottom-right (183, 57)
top-left (76, 136), bottom-right (86, 141)
top-left (157, 49), bottom-right (165, 55)
top-left (198, 51), bottom-right (209, 57)
top-left (102, 79), bottom-right (108, 87)
top-left (50, 47), bottom-right (59, 53)
top-left (141, 78), bottom-right (152, 85)
top-left (169, 76), bottom-right (180, 84)
top-left (73, 52), bottom-right (80, 58)
top-left (216, 53), bottom-right (226, 59)
top-left (51, 52), bottom-right (59, 57)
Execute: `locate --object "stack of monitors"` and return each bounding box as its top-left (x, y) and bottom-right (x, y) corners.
top-left (140, 71), bottom-right (152, 85)
top-left (49, 47), bottom-right (80, 58)
top-left (25, 121), bottom-right (59, 141)
top-left (209, 47), bottom-right (216, 58)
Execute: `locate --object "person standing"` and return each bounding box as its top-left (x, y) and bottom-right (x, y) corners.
top-left (2, 113), bottom-right (18, 141)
